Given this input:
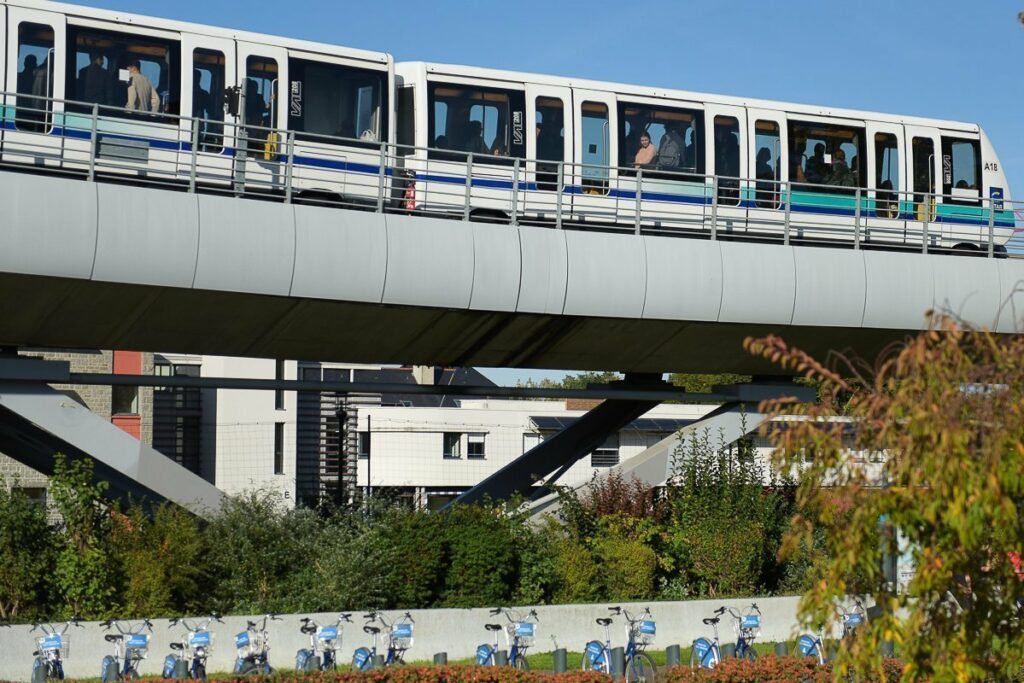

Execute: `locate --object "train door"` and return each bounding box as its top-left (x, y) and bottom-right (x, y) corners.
top-left (746, 108), bottom-right (787, 237)
top-left (570, 89), bottom-right (618, 224)
top-left (904, 125), bottom-right (940, 249)
top-left (180, 33), bottom-right (235, 187)
top-left (705, 103), bottom-right (746, 235)
top-left (2, 6), bottom-right (66, 166)
top-left (864, 122), bottom-right (906, 245)
top-left (236, 42), bottom-right (288, 194)
top-left (524, 83), bottom-right (571, 221)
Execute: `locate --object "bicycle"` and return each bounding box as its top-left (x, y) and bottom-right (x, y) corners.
top-left (234, 613), bottom-right (280, 676)
top-left (100, 619), bottom-right (153, 682)
top-left (475, 607), bottom-right (538, 670)
top-left (691, 607), bottom-right (726, 668)
top-left (583, 606), bottom-right (657, 682)
top-left (295, 613), bottom-right (352, 672)
top-left (30, 618), bottom-right (80, 683)
top-left (164, 614), bottom-right (222, 681)
top-left (796, 601), bottom-right (867, 664)
top-left (723, 603), bottom-right (761, 660)
top-left (352, 611), bottom-right (414, 671)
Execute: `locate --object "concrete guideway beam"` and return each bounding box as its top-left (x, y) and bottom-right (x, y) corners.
top-left (0, 374), bottom-right (224, 517)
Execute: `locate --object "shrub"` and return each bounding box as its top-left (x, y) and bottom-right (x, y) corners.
top-left (550, 537), bottom-right (602, 604)
top-left (379, 507), bottom-right (447, 608)
top-left (442, 505), bottom-right (517, 607)
top-left (660, 656), bottom-right (906, 682)
top-left (0, 481), bottom-right (54, 620)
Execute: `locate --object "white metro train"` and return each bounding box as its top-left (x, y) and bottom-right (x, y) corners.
top-left (0, 0), bottom-right (1016, 249)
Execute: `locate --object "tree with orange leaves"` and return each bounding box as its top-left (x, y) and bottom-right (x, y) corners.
top-left (746, 315), bottom-right (1024, 681)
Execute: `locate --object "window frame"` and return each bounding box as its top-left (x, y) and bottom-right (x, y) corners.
top-left (426, 80), bottom-right (526, 164)
top-left (287, 56), bottom-right (389, 149)
top-left (617, 99), bottom-right (706, 178)
top-left (442, 431), bottom-right (462, 459)
top-left (590, 435), bottom-right (620, 468)
top-left (273, 422), bottom-right (285, 475)
top-left (466, 432), bottom-right (486, 460)
top-left (787, 119), bottom-right (867, 194)
top-left (191, 47), bottom-right (227, 153)
top-left (941, 136), bottom-right (982, 206)
top-left (15, 21), bottom-right (56, 132)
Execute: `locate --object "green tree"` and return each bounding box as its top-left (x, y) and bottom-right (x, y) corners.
top-left (49, 455), bottom-right (118, 619)
top-left (668, 373), bottom-right (750, 393)
top-left (747, 315), bottom-right (1024, 681)
top-left (0, 482), bottom-right (54, 619)
top-left (441, 505), bottom-right (516, 607)
top-left (380, 507), bottom-right (447, 608)
top-left (518, 371), bottom-right (623, 391)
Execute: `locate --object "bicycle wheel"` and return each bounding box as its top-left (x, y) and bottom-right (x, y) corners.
top-left (739, 643), bottom-right (757, 661)
top-left (626, 653), bottom-right (656, 683)
top-left (513, 654), bottom-right (530, 671)
top-left (193, 663), bottom-right (207, 683)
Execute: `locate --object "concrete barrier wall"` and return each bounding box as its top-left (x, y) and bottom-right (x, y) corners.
top-left (0, 597), bottom-right (804, 681)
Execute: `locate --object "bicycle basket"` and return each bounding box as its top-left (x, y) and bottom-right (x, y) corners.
top-left (391, 623), bottom-right (413, 650)
top-left (844, 613), bottom-right (864, 628)
top-left (317, 625), bottom-right (339, 643)
top-left (125, 634), bottom-right (150, 652)
top-left (741, 614), bottom-right (761, 631)
top-left (638, 620), bottom-right (656, 645)
top-left (234, 630), bottom-right (254, 656)
top-left (513, 622), bottom-right (535, 647)
top-left (38, 634), bottom-right (68, 658)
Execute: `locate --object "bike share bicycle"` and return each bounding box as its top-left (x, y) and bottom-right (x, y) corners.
top-left (30, 618), bottom-right (80, 683)
top-left (475, 607), bottom-right (538, 670)
top-left (295, 614), bottom-right (352, 672)
top-left (724, 603), bottom-right (762, 661)
top-left (691, 607), bottom-right (726, 668)
top-left (797, 600), bottom-right (867, 664)
top-left (164, 614), bottom-right (222, 681)
top-left (100, 619), bottom-right (153, 682)
top-left (352, 611), bottom-right (414, 670)
top-left (583, 606), bottom-right (657, 682)
top-left (234, 613), bottom-right (280, 676)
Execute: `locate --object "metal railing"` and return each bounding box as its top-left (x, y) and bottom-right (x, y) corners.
top-left (1, 91), bottom-right (1021, 257)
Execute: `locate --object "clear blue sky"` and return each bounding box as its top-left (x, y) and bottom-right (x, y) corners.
top-left (82, 0), bottom-right (1024, 385)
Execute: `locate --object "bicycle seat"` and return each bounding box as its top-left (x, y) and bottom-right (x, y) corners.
top-left (485, 624), bottom-right (502, 632)
top-left (170, 643), bottom-right (184, 651)
top-left (363, 626), bottom-right (381, 635)
top-left (703, 618), bottom-right (720, 625)
top-left (105, 634), bottom-right (124, 643)
top-left (596, 618), bottom-right (613, 626)
top-left (301, 625), bottom-right (317, 635)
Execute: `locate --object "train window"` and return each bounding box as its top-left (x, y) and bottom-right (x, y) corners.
top-left (874, 133), bottom-right (899, 218)
top-left (941, 137), bottom-right (981, 204)
top-left (754, 120), bottom-right (781, 209)
top-left (192, 49), bottom-right (225, 153)
top-left (581, 101), bottom-right (609, 194)
top-left (788, 120), bottom-right (865, 194)
top-left (618, 102), bottom-right (705, 178)
top-left (66, 26), bottom-right (180, 119)
top-left (535, 97), bottom-right (564, 162)
top-left (912, 137), bottom-right (935, 220)
top-left (714, 116), bottom-right (740, 205)
top-left (287, 58), bottom-right (387, 146)
top-left (245, 56), bottom-right (278, 154)
top-left (428, 83), bottom-right (524, 164)
top-left (15, 22), bottom-right (54, 132)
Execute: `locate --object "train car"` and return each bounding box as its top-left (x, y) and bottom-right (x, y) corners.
top-left (1, 0), bottom-right (394, 206)
top-left (395, 61), bottom-right (1014, 251)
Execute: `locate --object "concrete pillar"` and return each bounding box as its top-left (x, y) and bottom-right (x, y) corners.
top-left (553, 649), bottom-right (567, 673)
top-left (665, 644), bottom-right (680, 666)
top-left (433, 652), bottom-right (447, 665)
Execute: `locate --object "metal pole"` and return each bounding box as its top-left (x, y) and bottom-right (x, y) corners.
top-left (87, 103), bottom-right (99, 182)
top-left (634, 168), bottom-right (643, 235)
top-left (988, 195), bottom-right (996, 258)
top-left (710, 175), bottom-right (719, 240)
top-left (284, 131), bottom-right (295, 203)
top-left (376, 141), bottom-right (387, 213)
top-left (853, 187), bottom-right (861, 250)
top-left (464, 153), bottom-right (473, 222)
top-left (555, 161), bottom-right (564, 230)
top-left (511, 157), bottom-right (520, 226)
top-left (610, 647), bottom-right (625, 679)
top-left (783, 181), bottom-right (792, 245)
top-left (189, 118), bottom-right (200, 193)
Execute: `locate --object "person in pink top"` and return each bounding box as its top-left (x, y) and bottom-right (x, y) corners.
top-left (633, 131), bottom-right (657, 168)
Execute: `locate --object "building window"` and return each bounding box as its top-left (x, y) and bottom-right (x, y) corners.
top-left (288, 58), bottom-right (387, 145)
top-left (590, 435), bottom-right (620, 468)
top-left (358, 431), bottom-right (371, 459)
top-left (14, 487), bottom-right (47, 506)
top-left (111, 385), bottom-right (139, 415)
top-left (467, 433), bottom-right (486, 459)
top-left (275, 359), bottom-right (285, 410)
top-left (443, 432), bottom-right (462, 459)
top-left (274, 422), bottom-right (284, 474)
